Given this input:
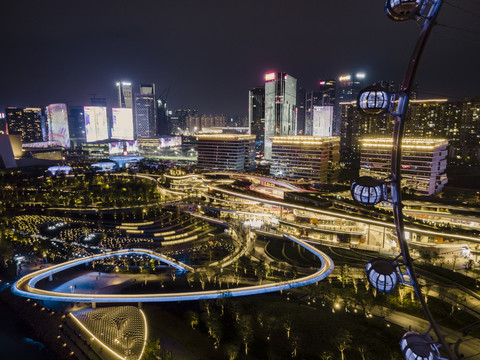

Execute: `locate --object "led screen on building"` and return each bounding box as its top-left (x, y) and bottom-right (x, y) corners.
top-left (312, 106), bottom-right (333, 137)
top-left (108, 141), bottom-right (139, 155)
top-left (46, 104), bottom-right (70, 148)
top-left (159, 136), bottom-right (182, 148)
top-left (111, 108), bottom-right (134, 140)
top-left (84, 106), bottom-right (108, 142)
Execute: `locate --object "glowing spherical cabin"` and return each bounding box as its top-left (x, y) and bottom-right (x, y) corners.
top-left (357, 86), bottom-right (390, 116)
top-left (385, 0), bottom-right (422, 22)
top-left (351, 176), bottom-right (387, 205)
top-left (400, 332), bottom-right (439, 360)
top-left (366, 259), bottom-right (398, 293)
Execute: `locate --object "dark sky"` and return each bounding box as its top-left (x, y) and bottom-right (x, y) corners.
top-left (2, 0), bottom-right (480, 115)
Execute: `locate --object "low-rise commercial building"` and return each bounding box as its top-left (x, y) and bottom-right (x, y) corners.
top-left (360, 138), bottom-right (448, 196)
top-left (269, 136), bottom-right (340, 182)
top-left (196, 134), bottom-right (256, 172)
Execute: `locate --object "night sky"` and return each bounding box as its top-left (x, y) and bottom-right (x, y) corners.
top-left (2, 0), bottom-right (480, 115)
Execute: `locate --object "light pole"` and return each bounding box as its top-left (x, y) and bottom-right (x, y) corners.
top-left (351, 1), bottom-right (458, 359)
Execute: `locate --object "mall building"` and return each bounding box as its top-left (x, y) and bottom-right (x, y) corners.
top-left (269, 136), bottom-right (340, 182)
top-left (359, 138), bottom-right (448, 196)
top-left (196, 134), bottom-right (256, 172)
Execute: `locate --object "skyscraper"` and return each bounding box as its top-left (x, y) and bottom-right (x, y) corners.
top-left (334, 73), bottom-right (365, 135)
top-left (116, 82), bottom-right (133, 108)
top-left (134, 84), bottom-right (156, 138)
top-left (46, 104), bottom-right (70, 148)
top-left (6, 107), bottom-right (44, 143)
top-left (248, 87), bottom-right (265, 153)
top-left (296, 88), bottom-right (306, 135)
top-left (68, 106), bottom-right (85, 145)
top-left (264, 72), bottom-right (297, 160)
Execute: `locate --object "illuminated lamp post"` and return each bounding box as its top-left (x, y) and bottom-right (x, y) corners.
top-left (351, 1), bottom-right (456, 359)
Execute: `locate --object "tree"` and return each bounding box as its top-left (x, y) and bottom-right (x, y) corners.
top-left (336, 330), bottom-right (352, 360)
top-left (224, 342), bottom-right (240, 360)
top-left (236, 314), bottom-right (254, 355)
top-left (143, 339), bottom-right (175, 360)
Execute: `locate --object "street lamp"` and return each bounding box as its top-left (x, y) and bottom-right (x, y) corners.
top-left (351, 0), bottom-right (456, 359)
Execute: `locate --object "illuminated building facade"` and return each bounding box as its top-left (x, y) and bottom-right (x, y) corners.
top-left (196, 134), bottom-right (256, 171)
top-left (270, 136), bottom-right (340, 182)
top-left (6, 107), bottom-right (44, 143)
top-left (135, 92), bottom-right (156, 138)
top-left (248, 87), bottom-right (265, 152)
top-left (360, 138), bottom-right (448, 196)
top-left (46, 104), bottom-right (70, 148)
top-left (264, 72), bottom-right (297, 160)
top-left (111, 108), bottom-right (134, 140)
top-left (84, 106), bottom-right (108, 142)
top-left (116, 81), bottom-right (133, 108)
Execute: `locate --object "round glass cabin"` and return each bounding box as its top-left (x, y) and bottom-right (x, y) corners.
top-left (385, 0), bottom-right (422, 22)
top-left (351, 176), bottom-right (387, 205)
top-left (400, 332), bottom-right (438, 360)
top-left (366, 258), bottom-right (398, 293)
top-left (357, 86), bottom-right (390, 116)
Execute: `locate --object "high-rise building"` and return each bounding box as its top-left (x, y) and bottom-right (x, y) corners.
top-left (69, 106), bottom-right (85, 144)
top-left (6, 107), bottom-right (44, 143)
top-left (360, 138), bottom-right (448, 196)
top-left (84, 106), bottom-right (108, 142)
top-left (196, 134), bottom-right (256, 171)
top-left (334, 73), bottom-right (365, 136)
top-left (318, 79), bottom-right (336, 106)
top-left (248, 87), bottom-right (265, 153)
top-left (156, 99), bottom-right (169, 136)
top-left (264, 72), bottom-right (297, 159)
top-left (134, 84), bottom-right (156, 138)
top-left (304, 91), bottom-right (323, 136)
top-left (46, 104), bottom-right (70, 148)
top-left (116, 81), bottom-right (133, 108)
top-left (296, 88), bottom-right (306, 135)
top-left (111, 108), bottom-right (134, 140)
top-left (270, 136), bottom-right (340, 182)
top-left (169, 109), bottom-right (197, 135)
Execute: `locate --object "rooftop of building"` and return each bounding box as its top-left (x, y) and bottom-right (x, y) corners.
top-left (270, 136), bottom-right (340, 145)
top-left (339, 98), bottom-right (449, 106)
top-left (360, 138), bottom-right (448, 149)
top-left (196, 134), bottom-right (256, 141)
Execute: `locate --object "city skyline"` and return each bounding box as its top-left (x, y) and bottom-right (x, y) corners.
top-left (2, 0), bottom-right (480, 115)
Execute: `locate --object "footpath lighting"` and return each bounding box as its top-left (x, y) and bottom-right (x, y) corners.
top-left (351, 177), bottom-right (387, 205)
top-left (365, 259), bottom-right (398, 293)
top-left (357, 85), bottom-right (391, 116)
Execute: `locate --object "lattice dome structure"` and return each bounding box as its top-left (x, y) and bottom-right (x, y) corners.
top-left (70, 306), bottom-right (147, 360)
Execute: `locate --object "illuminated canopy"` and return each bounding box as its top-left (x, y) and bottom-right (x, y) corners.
top-left (48, 166), bottom-right (72, 175)
top-left (91, 162), bottom-right (117, 171)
